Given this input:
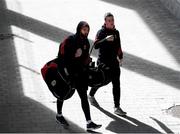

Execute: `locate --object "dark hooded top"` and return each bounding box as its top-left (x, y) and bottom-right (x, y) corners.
top-left (58, 21), bottom-right (90, 75)
top-left (94, 25), bottom-right (123, 66)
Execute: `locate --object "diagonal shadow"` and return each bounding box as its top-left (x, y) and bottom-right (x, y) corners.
top-left (0, 0), bottom-right (86, 132)
top-left (19, 64), bottom-right (41, 75)
top-left (0, 0), bottom-right (178, 132)
top-left (124, 53), bottom-right (180, 89)
top-left (3, 9), bottom-right (70, 43)
top-left (95, 106), bottom-right (162, 133)
top-left (3, 9), bottom-right (180, 90)
top-left (150, 117), bottom-right (173, 133)
top-left (100, 0), bottom-right (180, 64)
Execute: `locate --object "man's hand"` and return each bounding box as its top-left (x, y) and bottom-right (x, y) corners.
top-left (75, 48), bottom-right (82, 57)
top-left (85, 57), bottom-right (92, 65)
top-left (117, 56), bottom-right (123, 66)
top-left (106, 35), bottom-right (114, 41)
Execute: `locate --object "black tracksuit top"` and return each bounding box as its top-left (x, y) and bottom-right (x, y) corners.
top-left (58, 34), bottom-right (90, 74)
top-left (94, 26), bottom-right (123, 66)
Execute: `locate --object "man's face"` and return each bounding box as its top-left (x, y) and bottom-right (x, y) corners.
top-left (105, 16), bottom-right (114, 29)
top-left (80, 27), bottom-right (89, 37)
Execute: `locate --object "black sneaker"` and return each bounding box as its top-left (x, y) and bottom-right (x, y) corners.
top-left (87, 122), bottom-right (102, 131)
top-left (56, 115), bottom-right (69, 126)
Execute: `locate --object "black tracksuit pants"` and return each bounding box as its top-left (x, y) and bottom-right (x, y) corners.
top-left (89, 65), bottom-right (121, 108)
top-left (57, 71), bottom-right (91, 121)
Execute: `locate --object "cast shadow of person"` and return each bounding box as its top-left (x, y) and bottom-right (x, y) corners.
top-left (94, 106), bottom-right (161, 133)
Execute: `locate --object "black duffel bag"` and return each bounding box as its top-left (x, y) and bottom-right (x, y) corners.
top-left (41, 58), bottom-right (75, 101)
top-left (88, 62), bottom-right (111, 88)
top-left (41, 59), bottom-right (111, 101)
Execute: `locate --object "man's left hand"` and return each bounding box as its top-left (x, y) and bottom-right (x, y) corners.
top-left (75, 48), bottom-right (82, 57)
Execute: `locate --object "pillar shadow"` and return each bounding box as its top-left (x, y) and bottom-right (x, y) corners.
top-left (1, 0), bottom-right (179, 132)
top-left (123, 52), bottom-right (180, 89)
top-left (150, 117), bottom-right (173, 133)
top-left (0, 0), bottom-right (86, 132)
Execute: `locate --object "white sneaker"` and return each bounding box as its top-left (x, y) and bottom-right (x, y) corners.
top-left (114, 107), bottom-right (127, 116)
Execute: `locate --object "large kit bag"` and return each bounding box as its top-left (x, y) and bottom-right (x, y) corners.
top-left (88, 62), bottom-right (111, 88)
top-left (41, 58), bottom-right (75, 101)
top-left (41, 59), bottom-right (111, 101)
top-left (88, 39), bottom-right (112, 88)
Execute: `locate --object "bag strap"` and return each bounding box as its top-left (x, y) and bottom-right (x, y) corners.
top-left (89, 38), bottom-right (106, 56)
top-left (89, 42), bottom-right (95, 56)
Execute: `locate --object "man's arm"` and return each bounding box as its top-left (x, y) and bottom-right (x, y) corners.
top-left (94, 30), bottom-right (107, 49)
top-left (117, 31), bottom-right (123, 59)
top-left (58, 37), bottom-right (76, 74)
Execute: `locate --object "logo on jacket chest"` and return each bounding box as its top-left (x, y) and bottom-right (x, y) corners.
top-left (83, 45), bottom-right (87, 50)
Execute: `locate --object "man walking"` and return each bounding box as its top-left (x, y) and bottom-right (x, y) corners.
top-left (56, 21), bottom-right (102, 130)
top-left (88, 13), bottom-right (127, 116)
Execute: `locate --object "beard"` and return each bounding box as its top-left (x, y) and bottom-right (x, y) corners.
top-left (80, 32), bottom-right (88, 38)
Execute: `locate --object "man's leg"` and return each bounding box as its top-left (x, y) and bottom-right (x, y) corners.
top-left (56, 99), bottom-right (69, 126)
top-left (76, 87), bottom-right (102, 130)
top-left (111, 67), bottom-right (126, 115)
top-left (57, 99), bottom-right (63, 114)
top-left (76, 88), bottom-right (91, 121)
top-left (89, 87), bottom-right (98, 97)
top-left (111, 67), bottom-right (120, 108)
top-left (88, 87), bottom-right (100, 107)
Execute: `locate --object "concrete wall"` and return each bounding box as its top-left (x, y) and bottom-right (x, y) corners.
top-left (160, 0), bottom-right (180, 19)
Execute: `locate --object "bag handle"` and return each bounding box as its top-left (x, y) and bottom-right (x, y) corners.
top-left (89, 38), bottom-right (107, 56)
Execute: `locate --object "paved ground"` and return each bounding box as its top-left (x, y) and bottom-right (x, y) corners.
top-left (0, 0), bottom-right (180, 133)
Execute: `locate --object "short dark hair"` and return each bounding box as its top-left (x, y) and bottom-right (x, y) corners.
top-left (104, 12), bottom-right (114, 20)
